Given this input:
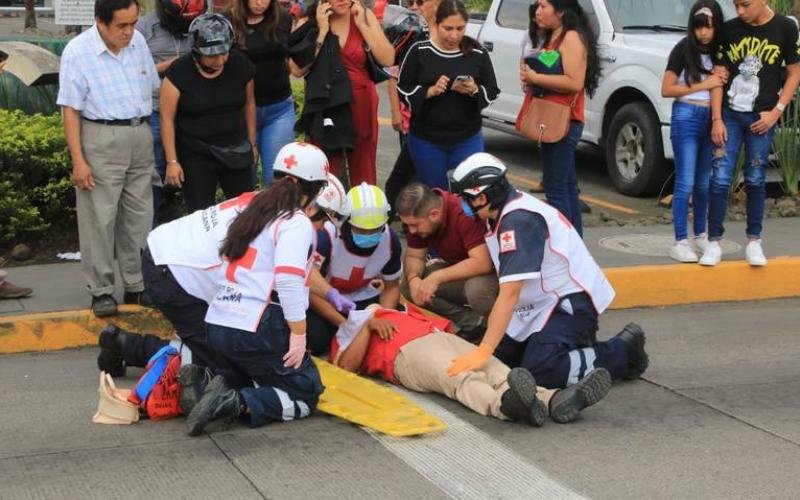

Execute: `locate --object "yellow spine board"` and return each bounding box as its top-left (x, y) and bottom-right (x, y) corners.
top-left (313, 356), bottom-right (447, 437)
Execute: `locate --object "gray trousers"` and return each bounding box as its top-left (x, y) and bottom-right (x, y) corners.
top-left (76, 120), bottom-right (154, 297)
top-left (400, 261), bottom-right (499, 332)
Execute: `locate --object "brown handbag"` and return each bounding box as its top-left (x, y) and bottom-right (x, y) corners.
top-left (518, 95), bottom-right (573, 146)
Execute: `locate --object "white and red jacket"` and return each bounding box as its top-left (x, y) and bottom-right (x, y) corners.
top-left (147, 192), bottom-right (257, 303)
top-left (205, 211), bottom-right (316, 333)
top-left (485, 192), bottom-right (615, 341)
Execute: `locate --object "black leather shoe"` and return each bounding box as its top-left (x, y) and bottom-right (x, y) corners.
top-left (612, 322), bottom-right (649, 379)
top-left (97, 324), bottom-right (126, 377)
top-left (500, 368), bottom-right (547, 427)
top-left (549, 368), bottom-right (611, 424)
top-left (123, 290), bottom-right (154, 308)
top-left (187, 375), bottom-right (241, 436)
top-left (179, 364), bottom-right (214, 416)
top-left (91, 294), bottom-right (118, 317)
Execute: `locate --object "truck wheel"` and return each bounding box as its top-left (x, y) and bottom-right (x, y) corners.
top-left (605, 102), bottom-right (669, 197)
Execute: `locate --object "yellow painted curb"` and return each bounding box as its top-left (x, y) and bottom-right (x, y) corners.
top-left (2, 258), bottom-right (800, 354)
top-left (605, 256), bottom-right (800, 309)
top-left (0, 305), bottom-right (172, 355)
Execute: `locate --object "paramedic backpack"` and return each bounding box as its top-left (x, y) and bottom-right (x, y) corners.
top-left (127, 345), bottom-right (181, 420)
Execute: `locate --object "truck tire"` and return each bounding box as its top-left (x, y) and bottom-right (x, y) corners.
top-left (605, 101), bottom-right (669, 197)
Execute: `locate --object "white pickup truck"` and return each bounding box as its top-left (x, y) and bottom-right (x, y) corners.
top-left (467, 0), bottom-right (736, 196)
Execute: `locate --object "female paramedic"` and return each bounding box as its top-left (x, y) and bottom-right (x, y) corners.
top-left (181, 141), bottom-right (334, 436)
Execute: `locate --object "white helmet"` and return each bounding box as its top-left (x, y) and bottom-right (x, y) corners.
top-left (448, 152), bottom-right (508, 198)
top-left (273, 142), bottom-right (330, 182)
top-left (315, 173), bottom-right (350, 226)
top-left (347, 182), bottom-right (390, 230)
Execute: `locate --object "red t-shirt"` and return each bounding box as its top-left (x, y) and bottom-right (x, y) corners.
top-left (329, 305), bottom-right (452, 383)
top-left (406, 189), bottom-right (486, 264)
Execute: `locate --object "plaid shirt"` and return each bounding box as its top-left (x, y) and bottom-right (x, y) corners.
top-left (57, 25), bottom-right (159, 120)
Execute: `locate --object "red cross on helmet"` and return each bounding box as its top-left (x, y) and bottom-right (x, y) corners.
top-left (273, 142), bottom-right (329, 182)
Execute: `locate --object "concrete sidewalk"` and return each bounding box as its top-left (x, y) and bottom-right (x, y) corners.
top-left (2, 217), bottom-right (799, 317)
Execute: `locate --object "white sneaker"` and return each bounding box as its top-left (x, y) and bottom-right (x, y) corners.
top-left (693, 233), bottom-right (709, 253)
top-left (699, 241), bottom-right (722, 266)
top-left (669, 240), bottom-right (698, 263)
top-left (745, 239), bottom-right (767, 267)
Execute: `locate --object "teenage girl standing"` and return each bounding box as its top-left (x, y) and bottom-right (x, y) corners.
top-left (661, 0), bottom-right (725, 263)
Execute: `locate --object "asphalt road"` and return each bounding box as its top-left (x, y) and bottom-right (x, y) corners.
top-left (3, 298), bottom-right (800, 500)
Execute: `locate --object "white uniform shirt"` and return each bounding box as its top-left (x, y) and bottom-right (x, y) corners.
top-left (205, 211), bottom-right (315, 332)
top-left (485, 192), bottom-right (615, 341)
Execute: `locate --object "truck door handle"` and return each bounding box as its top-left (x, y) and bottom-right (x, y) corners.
top-left (484, 41), bottom-right (494, 51)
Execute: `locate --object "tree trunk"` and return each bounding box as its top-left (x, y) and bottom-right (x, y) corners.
top-left (793, 0), bottom-right (800, 18)
top-left (24, 0), bottom-right (37, 30)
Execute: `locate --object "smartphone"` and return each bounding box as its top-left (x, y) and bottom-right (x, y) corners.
top-left (0, 50), bottom-right (8, 63)
top-left (453, 75), bottom-right (472, 84)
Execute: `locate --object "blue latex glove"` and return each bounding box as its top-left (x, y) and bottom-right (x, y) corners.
top-left (325, 288), bottom-right (356, 314)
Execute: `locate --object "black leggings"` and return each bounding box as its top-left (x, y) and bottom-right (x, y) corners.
top-left (177, 142), bottom-right (255, 212)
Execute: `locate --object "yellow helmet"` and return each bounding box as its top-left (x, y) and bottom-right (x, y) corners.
top-left (347, 182), bottom-right (390, 230)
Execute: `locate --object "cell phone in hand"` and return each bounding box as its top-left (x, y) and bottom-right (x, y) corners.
top-left (453, 75), bottom-right (472, 85)
top-left (0, 50), bottom-right (8, 63)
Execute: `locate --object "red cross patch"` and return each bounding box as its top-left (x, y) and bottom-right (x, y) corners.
top-left (283, 154), bottom-right (298, 170)
top-left (225, 246), bottom-right (257, 284)
top-left (500, 230), bottom-right (517, 253)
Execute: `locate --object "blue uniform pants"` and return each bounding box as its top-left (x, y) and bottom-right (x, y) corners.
top-left (206, 304), bottom-right (324, 428)
top-left (493, 293), bottom-right (629, 389)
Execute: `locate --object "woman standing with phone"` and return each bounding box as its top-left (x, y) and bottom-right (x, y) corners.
top-left (291, 0), bottom-right (394, 187)
top-left (519, 0), bottom-right (601, 237)
top-left (397, 0), bottom-right (498, 190)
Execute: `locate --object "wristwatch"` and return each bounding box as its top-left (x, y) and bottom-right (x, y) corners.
top-left (776, 102), bottom-right (786, 113)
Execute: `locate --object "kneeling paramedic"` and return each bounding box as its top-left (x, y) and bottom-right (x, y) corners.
top-left (305, 183), bottom-right (404, 355)
top-left (447, 153), bottom-right (649, 389)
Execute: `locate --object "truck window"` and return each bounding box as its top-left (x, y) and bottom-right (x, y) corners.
top-left (577, 0), bottom-right (601, 36)
top-left (498, 0), bottom-right (600, 35)
top-left (495, 0), bottom-right (528, 31)
top-left (605, 0), bottom-right (736, 30)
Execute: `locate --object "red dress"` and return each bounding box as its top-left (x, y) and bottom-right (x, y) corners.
top-left (329, 17), bottom-right (379, 187)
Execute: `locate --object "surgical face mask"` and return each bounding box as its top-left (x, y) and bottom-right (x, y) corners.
top-left (352, 231), bottom-right (382, 249)
top-left (461, 199), bottom-right (475, 218)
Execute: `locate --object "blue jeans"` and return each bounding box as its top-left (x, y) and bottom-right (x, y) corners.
top-left (540, 121), bottom-right (584, 237)
top-left (206, 304), bottom-right (324, 428)
top-left (670, 101), bottom-right (712, 241)
top-left (407, 131), bottom-right (484, 190)
top-left (150, 110), bottom-right (166, 226)
top-left (708, 108), bottom-right (776, 240)
top-left (256, 97), bottom-right (296, 186)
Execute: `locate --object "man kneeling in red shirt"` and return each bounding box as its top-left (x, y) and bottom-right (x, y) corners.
top-left (330, 305), bottom-right (611, 425)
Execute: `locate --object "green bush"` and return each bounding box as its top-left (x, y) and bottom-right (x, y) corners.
top-left (0, 109), bottom-right (73, 244)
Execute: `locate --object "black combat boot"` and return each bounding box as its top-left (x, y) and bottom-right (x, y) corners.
top-left (187, 375), bottom-right (241, 436)
top-left (612, 322), bottom-right (649, 379)
top-left (549, 368), bottom-right (612, 424)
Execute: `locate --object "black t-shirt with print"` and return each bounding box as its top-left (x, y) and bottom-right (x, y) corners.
top-left (714, 14), bottom-right (800, 113)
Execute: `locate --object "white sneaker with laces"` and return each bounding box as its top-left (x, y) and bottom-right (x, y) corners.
top-left (745, 239), bottom-right (767, 267)
top-left (669, 240), bottom-right (698, 263)
top-left (693, 233), bottom-right (709, 253)
top-left (699, 241), bottom-right (722, 266)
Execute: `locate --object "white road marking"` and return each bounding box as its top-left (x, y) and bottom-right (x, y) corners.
top-left (366, 388), bottom-right (588, 500)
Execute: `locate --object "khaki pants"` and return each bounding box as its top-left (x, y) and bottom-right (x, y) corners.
top-left (394, 332), bottom-right (553, 420)
top-left (400, 262), bottom-right (499, 332)
top-left (77, 120), bottom-right (154, 297)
